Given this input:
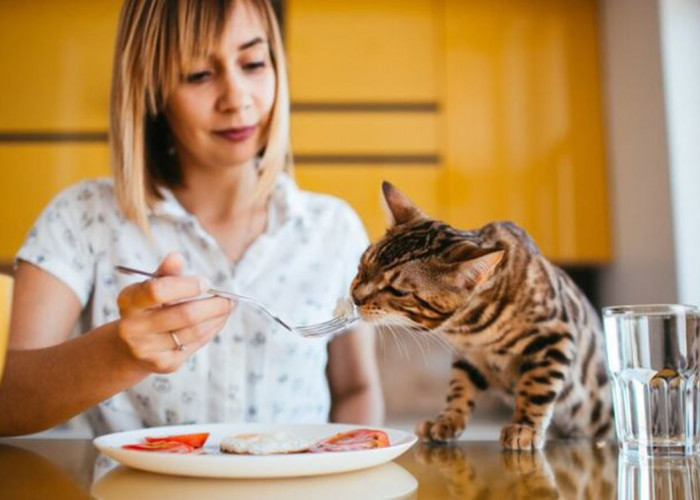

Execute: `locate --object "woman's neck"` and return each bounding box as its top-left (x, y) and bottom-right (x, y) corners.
top-left (171, 159), bottom-right (265, 226)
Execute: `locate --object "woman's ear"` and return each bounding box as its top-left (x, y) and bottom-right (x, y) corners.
top-left (381, 181), bottom-right (425, 226)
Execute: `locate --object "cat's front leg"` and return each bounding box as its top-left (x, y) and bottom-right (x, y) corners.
top-left (501, 339), bottom-right (574, 450)
top-left (417, 358), bottom-right (487, 442)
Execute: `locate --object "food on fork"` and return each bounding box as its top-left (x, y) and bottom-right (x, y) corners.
top-left (220, 432), bottom-right (313, 455)
top-left (333, 297), bottom-right (356, 319)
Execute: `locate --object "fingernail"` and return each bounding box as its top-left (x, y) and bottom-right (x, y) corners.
top-left (199, 277), bottom-right (211, 294)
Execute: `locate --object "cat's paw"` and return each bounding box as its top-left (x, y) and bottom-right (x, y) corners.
top-left (500, 424), bottom-right (545, 450)
top-left (416, 416), bottom-right (464, 443)
top-left (501, 449), bottom-right (546, 473)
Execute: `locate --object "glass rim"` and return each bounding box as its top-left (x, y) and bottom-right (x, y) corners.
top-left (603, 303), bottom-right (700, 317)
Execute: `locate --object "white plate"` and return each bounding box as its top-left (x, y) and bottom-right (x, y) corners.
top-left (93, 423), bottom-right (417, 478)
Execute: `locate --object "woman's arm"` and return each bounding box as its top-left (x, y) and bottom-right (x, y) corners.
top-left (327, 323), bottom-right (385, 425)
top-left (0, 262), bottom-right (141, 435)
top-left (0, 255), bottom-right (232, 436)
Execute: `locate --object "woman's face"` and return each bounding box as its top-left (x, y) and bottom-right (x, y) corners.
top-left (164, 2), bottom-right (276, 173)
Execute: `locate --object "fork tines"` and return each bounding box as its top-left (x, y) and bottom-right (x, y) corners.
top-left (295, 316), bottom-right (357, 338)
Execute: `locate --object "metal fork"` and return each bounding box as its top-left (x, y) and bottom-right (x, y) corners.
top-left (114, 265), bottom-right (359, 338)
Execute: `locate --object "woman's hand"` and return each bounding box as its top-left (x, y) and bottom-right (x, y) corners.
top-left (116, 252), bottom-right (233, 373)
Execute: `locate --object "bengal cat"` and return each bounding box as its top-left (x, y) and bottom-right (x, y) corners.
top-left (351, 182), bottom-right (613, 450)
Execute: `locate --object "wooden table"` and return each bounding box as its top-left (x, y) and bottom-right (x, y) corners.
top-left (2, 438), bottom-right (698, 499)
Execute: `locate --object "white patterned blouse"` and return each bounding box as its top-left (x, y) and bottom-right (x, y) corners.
top-left (16, 173), bottom-right (369, 436)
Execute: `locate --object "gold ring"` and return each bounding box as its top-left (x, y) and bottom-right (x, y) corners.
top-left (169, 332), bottom-right (185, 352)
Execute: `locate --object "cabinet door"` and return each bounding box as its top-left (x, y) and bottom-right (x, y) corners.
top-left (442, 0), bottom-right (610, 263)
top-left (0, 1), bottom-right (119, 261)
top-left (0, 144), bottom-right (110, 260)
top-left (287, 0), bottom-right (445, 240)
top-left (288, 0), bottom-right (610, 263)
top-left (287, 0), bottom-right (440, 102)
top-left (0, 1), bottom-right (120, 131)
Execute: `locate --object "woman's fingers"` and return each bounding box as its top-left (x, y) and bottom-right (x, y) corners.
top-left (118, 275), bottom-right (210, 314)
top-left (154, 251), bottom-right (185, 277)
top-left (134, 296), bottom-right (233, 335)
top-left (171, 313), bottom-right (231, 351)
top-left (115, 251), bottom-right (235, 374)
top-left (123, 312), bottom-right (231, 374)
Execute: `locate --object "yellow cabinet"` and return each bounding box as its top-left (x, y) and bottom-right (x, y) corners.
top-left (0, 1), bottom-right (119, 262)
top-left (442, 0), bottom-right (609, 263)
top-left (0, 1), bottom-right (120, 131)
top-left (287, 0), bottom-right (440, 102)
top-left (0, 144), bottom-right (111, 259)
top-left (288, 0), bottom-right (610, 263)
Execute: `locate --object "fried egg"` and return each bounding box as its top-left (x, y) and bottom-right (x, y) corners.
top-left (219, 432), bottom-right (313, 455)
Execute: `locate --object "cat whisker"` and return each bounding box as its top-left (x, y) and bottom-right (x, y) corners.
top-left (387, 314), bottom-right (459, 356)
top-left (385, 326), bottom-right (405, 360)
top-left (404, 325), bottom-right (431, 366)
top-left (377, 324), bottom-right (387, 356)
top-left (374, 314), bottom-right (435, 365)
top-left (382, 315), bottom-right (410, 359)
top-left (388, 323), bottom-right (411, 361)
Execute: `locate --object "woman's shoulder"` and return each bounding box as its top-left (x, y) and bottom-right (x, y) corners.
top-left (289, 186), bottom-right (369, 251)
top-left (297, 189), bottom-right (365, 229)
top-left (43, 178), bottom-right (117, 215)
top-left (50, 178), bottom-right (117, 207)
top-left (31, 178), bottom-right (125, 237)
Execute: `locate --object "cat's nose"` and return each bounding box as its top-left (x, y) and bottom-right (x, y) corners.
top-left (351, 284), bottom-right (373, 305)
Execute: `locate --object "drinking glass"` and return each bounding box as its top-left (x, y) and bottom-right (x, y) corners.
top-left (603, 304), bottom-right (700, 457)
top-left (618, 453), bottom-right (700, 499)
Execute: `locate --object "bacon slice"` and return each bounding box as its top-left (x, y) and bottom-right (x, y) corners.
top-left (122, 441), bottom-right (194, 453)
top-left (310, 429), bottom-right (390, 453)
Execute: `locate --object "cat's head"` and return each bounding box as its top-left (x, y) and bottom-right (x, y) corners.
top-left (350, 182), bottom-right (504, 329)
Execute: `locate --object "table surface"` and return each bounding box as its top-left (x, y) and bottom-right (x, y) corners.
top-left (2, 437), bottom-right (699, 499)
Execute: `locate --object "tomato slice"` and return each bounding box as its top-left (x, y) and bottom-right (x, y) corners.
top-left (122, 441), bottom-right (194, 453)
top-left (311, 429), bottom-right (390, 453)
top-left (144, 432), bottom-right (210, 449)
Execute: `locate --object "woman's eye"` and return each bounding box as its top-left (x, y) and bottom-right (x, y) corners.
top-left (385, 286), bottom-right (408, 298)
top-left (185, 71), bottom-right (211, 83)
top-left (242, 61), bottom-right (266, 72)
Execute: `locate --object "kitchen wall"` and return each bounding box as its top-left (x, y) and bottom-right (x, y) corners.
top-left (597, 0), bottom-right (678, 307)
top-left (659, 0), bottom-right (700, 307)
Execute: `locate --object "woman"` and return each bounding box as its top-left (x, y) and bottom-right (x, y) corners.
top-left (0, 0), bottom-right (383, 436)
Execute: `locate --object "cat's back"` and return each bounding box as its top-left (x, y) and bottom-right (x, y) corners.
top-left (477, 221), bottom-right (596, 330)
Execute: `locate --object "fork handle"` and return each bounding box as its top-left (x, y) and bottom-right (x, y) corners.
top-left (206, 288), bottom-right (292, 330)
top-left (114, 265), bottom-right (292, 331)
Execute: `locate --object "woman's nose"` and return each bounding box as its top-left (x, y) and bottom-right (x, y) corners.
top-left (216, 70), bottom-right (252, 113)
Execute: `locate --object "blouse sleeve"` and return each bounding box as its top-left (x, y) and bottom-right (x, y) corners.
top-left (15, 182), bottom-right (97, 306)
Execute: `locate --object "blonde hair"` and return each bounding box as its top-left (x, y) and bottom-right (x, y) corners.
top-left (110, 0), bottom-right (291, 233)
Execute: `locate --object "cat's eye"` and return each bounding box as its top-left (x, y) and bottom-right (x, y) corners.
top-left (385, 286), bottom-right (408, 297)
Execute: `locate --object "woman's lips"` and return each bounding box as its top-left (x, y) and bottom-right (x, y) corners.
top-left (214, 126), bottom-right (256, 142)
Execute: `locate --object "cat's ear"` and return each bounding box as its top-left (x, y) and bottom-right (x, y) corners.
top-left (381, 181), bottom-right (424, 225)
top-left (444, 245), bottom-right (505, 286)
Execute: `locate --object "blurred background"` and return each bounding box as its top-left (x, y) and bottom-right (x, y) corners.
top-left (0, 0), bottom-right (698, 435)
